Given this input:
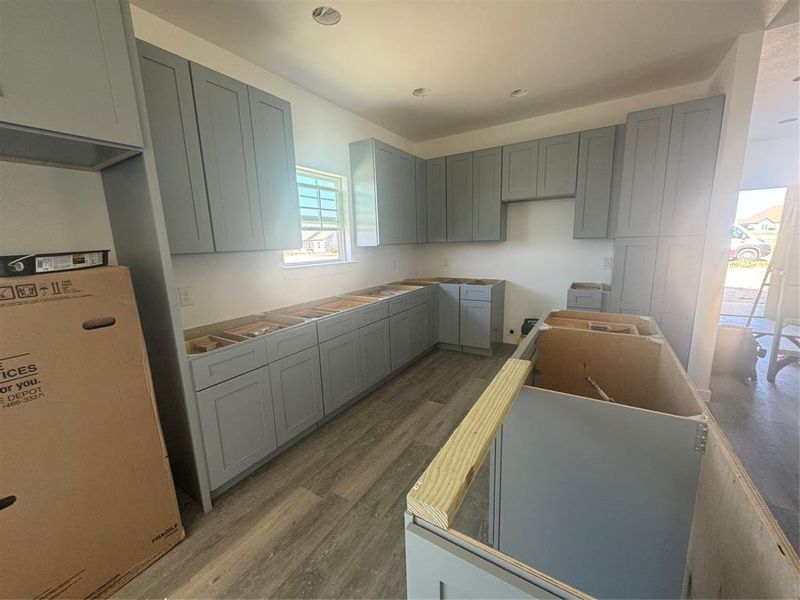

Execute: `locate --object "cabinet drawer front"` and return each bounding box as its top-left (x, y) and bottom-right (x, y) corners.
top-left (460, 285), bottom-right (492, 301)
top-left (388, 295), bottom-right (410, 315)
top-left (439, 283), bottom-right (461, 298)
top-left (265, 322), bottom-right (318, 362)
top-left (357, 301), bottom-right (389, 328)
top-left (191, 339), bottom-right (268, 391)
top-left (568, 292), bottom-right (603, 310)
top-left (319, 330), bottom-right (363, 415)
top-left (407, 288), bottom-right (429, 308)
top-left (316, 311), bottom-right (359, 343)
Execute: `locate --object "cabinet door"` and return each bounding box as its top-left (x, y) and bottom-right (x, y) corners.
top-left (394, 149), bottom-right (418, 243)
top-left (270, 347), bottom-right (324, 445)
top-left (660, 97), bottom-right (724, 237)
top-left (473, 147), bottom-right (505, 241)
top-left (196, 367), bottom-right (277, 490)
top-left (138, 42), bottom-right (214, 254)
top-left (438, 284), bottom-right (461, 345)
top-left (360, 318), bottom-right (391, 389)
top-left (616, 106), bottom-right (672, 237)
top-left (0, 0), bottom-right (141, 147)
top-left (460, 300), bottom-right (492, 350)
top-left (191, 63), bottom-right (264, 251)
top-left (428, 286), bottom-right (439, 348)
top-left (426, 157), bottom-right (447, 242)
top-left (409, 303), bottom-right (430, 357)
top-left (609, 237), bottom-right (658, 315)
top-left (502, 140), bottom-right (538, 202)
top-left (447, 152), bottom-right (474, 242)
top-left (374, 140), bottom-right (397, 243)
top-left (606, 124), bottom-right (626, 239)
top-left (416, 158), bottom-right (428, 243)
top-left (248, 87), bottom-right (302, 250)
top-left (573, 126), bottom-right (616, 239)
top-left (390, 310), bottom-right (413, 371)
top-left (537, 133), bottom-right (579, 198)
top-left (651, 235), bottom-right (705, 366)
top-left (319, 330), bottom-right (362, 415)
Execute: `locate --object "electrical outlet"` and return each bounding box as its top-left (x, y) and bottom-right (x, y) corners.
top-left (601, 256), bottom-right (613, 270)
top-left (178, 286), bottom-right (194, 307)
top-left (508, 328), bottom-right (516, 335)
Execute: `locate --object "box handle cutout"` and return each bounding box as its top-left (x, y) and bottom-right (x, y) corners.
top-left (83, 317), bottom-right (116, 330)
top-left (0, 495), bottom-right (17, 511)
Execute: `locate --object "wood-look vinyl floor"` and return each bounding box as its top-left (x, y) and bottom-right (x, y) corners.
top-left (116, 346), bottom-right (513, 600)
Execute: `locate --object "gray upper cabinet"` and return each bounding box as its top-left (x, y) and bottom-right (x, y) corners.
top-left (501, 140), bottom-right (539, 202)
top-left (446, 152), bottom-right (474, 242)
top-left (606, 124), bottom-right (627, 239)
top-left (416, 158), bottom-right (428, 243)
top-left (460, 299), bottom-right (492, 350)
top-left (472, 147), bottom-right (506, 241)
top-left (248, 87), bottom-right (302, 250)
top-left (0, 0), bottom-right (141, 147)
top-left (360, 318), bottom-right (391, 389)
top-left (350, 138), bottom-right (418, 246)
top-left (319, 330), bottom-right (362, 415)
top-left (270, 347), bottom-right (324, 445)
top-left (196, 366), bottom-right (277, 490)
top-left (191, 63), bottom-right (264, 252)
top-left (573, 126), bottom-right (616, 239)
top-left (537, 133), bottom-right (579, 198)
top-left (616, 106), bottom-right (673, 237)
top-left (609, 237), bottom-right (658, 315)
top-left (650, 235), bottom-right (705, 366)
top-left (138, 42), bottom-right (214, 254)
top-left (426, 158), bottom-right (447, 243)
top-left (438, 284), bottom-right (461, 346)
top-left (659, 96), bottom-right (724, 237)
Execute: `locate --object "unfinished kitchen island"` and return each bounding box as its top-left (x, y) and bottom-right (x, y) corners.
top-left (405, 310), bottom-right (799, 599)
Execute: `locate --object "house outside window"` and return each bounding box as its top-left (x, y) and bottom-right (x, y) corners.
top-left (283, 167), bottom-right (351, 266)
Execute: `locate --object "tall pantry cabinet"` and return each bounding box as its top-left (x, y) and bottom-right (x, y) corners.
top-left (610, 96), bottom-right (724, 366)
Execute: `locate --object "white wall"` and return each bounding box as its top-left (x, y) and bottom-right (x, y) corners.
top-left (741, 136), bottom-right (799, 190)
top-left (688, 31), bottom-right (764, 396)
top-left (414, 81), bottom-right (709, 341)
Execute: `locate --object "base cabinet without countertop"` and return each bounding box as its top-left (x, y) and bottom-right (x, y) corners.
top-left (437, 284), bottom-right (461, 347)
top-left (360, 318), bottom-right (392, 389)
top-left (319, 330), bottom-right (363, 415)
top-left (270, 347), bottom-right (324, 445)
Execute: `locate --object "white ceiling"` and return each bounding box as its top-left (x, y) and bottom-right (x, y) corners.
top-left (133, 0), bottom-right (773, 142)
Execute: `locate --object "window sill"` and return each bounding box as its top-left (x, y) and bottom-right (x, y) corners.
top-left (281, 259), bottom-right (358, 279)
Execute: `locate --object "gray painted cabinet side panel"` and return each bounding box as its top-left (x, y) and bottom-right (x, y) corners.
top-left (609, 236), bottom-right (658, 315)
top-left (196, 367), bottom-right (277, 490)
top-left (460, 299), bottom-right (492, 349)
top-left (438, 284), bottom-right (461, 345)
top-left (536, 133), bottom-right (579, 198)
top-left (650, 235), bottom-right (705, 366)
top-left (473, 146), bottom-right (504, 241)
top-left (447, 152), bottom-right (474, 242)
top-left (573, 126), bottom-right (616, 239)
top-left (497, 387), bottom-right (702, 599)
top-left (319, 330), bottom-right (363, 415)
top-left (269, 347), bottom-right (324, 445)
top-left (350, 138), bottom-right (379, 247)
top-left (137, 41), bottom-right (214, 254)
top-left (426, 157), bottom-right (447, 242)
top-left (248, 86), bottom-right (302, 250)
top-left (191, 63), bottom-right (264, 251)
top-left (416, 158), bottom-right (428, 243)
top-left (659, 96), bottom-right (724, 237)
top-left (501, 140), bottom-right (539, 202)
top-left (359, 318), bottom-right (391, 389)
top-left (616, 106), bottom-right (672, 237)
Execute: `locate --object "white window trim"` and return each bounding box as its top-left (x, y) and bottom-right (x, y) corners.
top-left (282, 166), bottom-right (354, 268)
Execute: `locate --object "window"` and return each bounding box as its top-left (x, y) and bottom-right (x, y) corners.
top-left (283, 167), bottom-right (351, 266)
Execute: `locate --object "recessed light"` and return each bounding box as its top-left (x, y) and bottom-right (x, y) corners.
top-left (793, 76), bottom-right (800, 82)
top-left (412, 87), bottom-right (431, 97)
top-left (778, 117), bottom-right (798, 124)
top-left (510, 88), bottom-right (529, 98)
top-left (312, 6), bottom-right (341, 25)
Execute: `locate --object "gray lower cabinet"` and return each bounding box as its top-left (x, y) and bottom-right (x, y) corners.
top-left (270, 347), bottom-right (324, 445)
top-left (447, 152), bottom-right (474, 242)
top-left (409, 304), bottom-right (430, 357)
top-left (360, 318), bottom-right (391, 389)
top-left (249, 86), bottom-right (302, 250)
top-left (659, 96), bottom-right (724, 237)
top-left (573, 126), bottom-right (616, 239)
top-left (427, 158), bottom-right (447, 242)
top-left (191, 63), bottom-right (264, 252)
top-left (616, 106), bottom-right (673, 237)
top-left (501, 140), bottom-right (539, 202)
top-left (536, 133), bottom-right (579, 198)
top-left (438, 284), bottom-right (461, 346)
top-left (472, 147), bottom-right (506, 241)
top-left (319, 330), bottom-right (363, 415)
top-left (609, 236), bottom-right (658, 315)
top-left (196, 366), bottom-right (277, 490)
top-left (427, 287), bottom-right (439, 348)
top-left (0, 0), bottom-right (141, 147)
top-left (416, 158), bottom-right (428, 243)
top-left (137, 41), bottom-right (214, 254)
top-left (460, 299), bottom-right (491, 350)
top-left (390, 310), bottom-right (413, 371)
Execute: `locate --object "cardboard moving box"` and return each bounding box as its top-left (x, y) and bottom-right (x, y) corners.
top-left (0, 266), bottom-right (184, 599)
